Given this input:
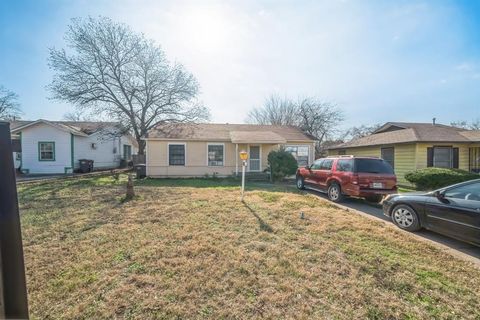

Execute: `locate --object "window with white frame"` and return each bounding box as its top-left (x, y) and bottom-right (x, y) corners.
top-left (39, 142), bottom-right (55, 161)
top-left (169, 144), bottom-right (185, 166)
top-left (207, 144), bottom-right (224, 166)
top-left (284, 145), bottom-right (310, 166)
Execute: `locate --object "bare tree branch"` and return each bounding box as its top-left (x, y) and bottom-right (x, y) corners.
top-left (48, 16), bottom-right (209, 154)
top-left (0, 86), bottom-right (22, 120)
top-left (451, 119), bottom-right (480, 130)
top-left (342, 123), bottom-right (382, 141)
top-left (247, 95), bottom-right (344, 156)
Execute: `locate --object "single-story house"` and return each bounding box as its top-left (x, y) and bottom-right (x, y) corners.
top-left (143, 123), bottom-right (316, 177)
top-left (328, 122), bottom-right (480, 185)
top-left (10, 119), bottom-right (138, 174)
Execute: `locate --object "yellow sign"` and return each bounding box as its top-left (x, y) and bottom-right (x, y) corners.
top-left (239, 150), bottom-right (248, 161)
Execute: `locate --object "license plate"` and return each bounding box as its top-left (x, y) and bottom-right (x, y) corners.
top-left (372, 182), bottom-right (383, 189)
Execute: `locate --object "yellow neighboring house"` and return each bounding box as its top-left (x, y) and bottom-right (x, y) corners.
top-left (328, 122), bottom-right (480, 186)
top-left (143, 123), bottom-right (316, 178)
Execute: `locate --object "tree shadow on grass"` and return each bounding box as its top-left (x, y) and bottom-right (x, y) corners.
top-left (242, 201), bottom-right (274, 233)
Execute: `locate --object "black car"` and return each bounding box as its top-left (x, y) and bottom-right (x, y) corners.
top-left (383, 179), bottom-right (480, 246)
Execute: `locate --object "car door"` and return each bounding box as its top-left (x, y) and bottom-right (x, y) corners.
top-left (316, 159), bottom-right (334, 190)
top-left (424, 181), bottom-right (480, 245)
top-left (304, 159), bottom-right (323, 187)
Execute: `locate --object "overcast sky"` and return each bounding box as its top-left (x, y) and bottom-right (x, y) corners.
top-left (1, 0), bottom-right (479, 129)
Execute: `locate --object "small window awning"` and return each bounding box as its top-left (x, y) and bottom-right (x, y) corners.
top-left (229, 131), bottom-right (287, 144)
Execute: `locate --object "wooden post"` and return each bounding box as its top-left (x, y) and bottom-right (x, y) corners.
top-left (126, 174), bottom-right (135, 199)
top-left (0, 122), bottom-right (29, 319)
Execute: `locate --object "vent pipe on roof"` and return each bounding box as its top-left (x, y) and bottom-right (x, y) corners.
top-left (432, 117), bottom-right (436, 125)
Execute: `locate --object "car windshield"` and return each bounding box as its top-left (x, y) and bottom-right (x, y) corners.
top-left (354, 159), bottom-right (394, 174)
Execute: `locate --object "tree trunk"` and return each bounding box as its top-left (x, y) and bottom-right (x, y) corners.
top-left (136, 139), bottom-right (146, 155)
top-left (126, 174), bottom-right (135, 199)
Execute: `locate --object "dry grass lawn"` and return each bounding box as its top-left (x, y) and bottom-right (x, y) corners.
top-left (18, 175), bottom-right (480, 319)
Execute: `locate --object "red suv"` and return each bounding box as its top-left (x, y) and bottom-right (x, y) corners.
top-left (296, 156), bottom-right (397, 203)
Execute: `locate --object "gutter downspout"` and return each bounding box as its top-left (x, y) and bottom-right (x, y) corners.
top-left (70, 133), bottom-right (74, 173)
top-left (235, 143), bottom-right (238, 176)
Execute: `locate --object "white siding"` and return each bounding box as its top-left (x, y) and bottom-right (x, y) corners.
top-left (21, 124), bottom-right (71, 174)
top-left (73, 133), bottom-right (120, 169)
top-left (73, 131), bottom-right (137, 169)
top-left (19, 123), bottom-right (137, 174)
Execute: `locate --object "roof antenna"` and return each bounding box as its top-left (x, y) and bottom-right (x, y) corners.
top-left (432, 117), bottom-right (436, 125)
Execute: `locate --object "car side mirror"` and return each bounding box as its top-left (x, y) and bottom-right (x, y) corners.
top-left (434, 190), bottom-right (445, 200)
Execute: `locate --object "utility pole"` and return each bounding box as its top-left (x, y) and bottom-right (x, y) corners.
top-left (0, 121), bottom-right (29, 319)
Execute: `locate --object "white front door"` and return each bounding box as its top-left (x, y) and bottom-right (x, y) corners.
top-left (249, 145), bottom-right (261, 171)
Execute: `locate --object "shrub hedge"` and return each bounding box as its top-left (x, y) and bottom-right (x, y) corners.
top-left (267, 149), bottom-right (298, 182)
top-left (404, 167), bottom-right (479, 190)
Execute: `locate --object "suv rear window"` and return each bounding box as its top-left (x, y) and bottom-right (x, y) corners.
top-left (354, 159), bottom-right (394, 174)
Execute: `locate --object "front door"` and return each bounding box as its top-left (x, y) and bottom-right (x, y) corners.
top-left (316, 158), bottom-right (334, 190)
top-left (249, 146), bottom-right (261, 171)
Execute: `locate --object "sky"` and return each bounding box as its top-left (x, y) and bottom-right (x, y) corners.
top-left (0, 0), bottom-right (479, 130)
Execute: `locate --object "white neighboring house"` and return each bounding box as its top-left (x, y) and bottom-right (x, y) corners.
top-left (11, 119), bottom-right (138, 174)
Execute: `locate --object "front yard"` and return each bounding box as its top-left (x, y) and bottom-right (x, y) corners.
top-left (19, 175), bottom-right (480, 319)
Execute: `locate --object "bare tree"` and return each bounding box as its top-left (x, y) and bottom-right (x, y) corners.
top-left (63, 110), bottom-right (95, 121)
top-left (48, 17), bottom-right (209, 154)
top-left (451, 119), bottom-right (480, 130)
top-left (247, 95), bottom-right (344, 156)
top-left (342, 123), bottom-right (382, 141)
top-left (0, 86), bottom-right (22, 120)
top-left (246, 95), bottom-right (297, 125)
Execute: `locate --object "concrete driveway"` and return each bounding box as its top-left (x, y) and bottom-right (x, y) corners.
top-left (307, 189), bottom-right (480, 266)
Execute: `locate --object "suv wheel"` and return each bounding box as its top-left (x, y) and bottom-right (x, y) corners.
top-left (391, 204), bottom-right (421, 232)
top-left (366, 195), bottom-right (383, 203)
top-left (296, 176), bottom-right (305, 190)
top-left (327, 182), bottom-right (343, 202)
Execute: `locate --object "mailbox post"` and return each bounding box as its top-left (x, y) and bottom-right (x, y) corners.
top-left (239, 150), bottom-right (248, 201)
top-left (0, 122), bottom-right (29, 319)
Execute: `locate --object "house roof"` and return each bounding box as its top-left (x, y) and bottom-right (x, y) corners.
top-left (329, 122), bottom-right (479, 149)
top-left (144, 123), bottom-right (315, 142)
top-left (230, 131), bottom-right (287, 144)
top-left (10, 119), bottom-right (120, 136)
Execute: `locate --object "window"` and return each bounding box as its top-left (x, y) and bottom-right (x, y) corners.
top-left (336, 159), bottom-right (354, 172)
top-left (444, 182), bottom-right (480, 201)
top-left (433, 147), bottom-right (453, 168)
top-left (38, 142), bottom-right (55, 161)
top-left (285, 145), bottom-right (310, 166)
top-left (169, 144), bottom-right (185, 166)
top-left (354, 158), bottom-right (394, 174)
top-left (310, 159), bottom-right (323, 170)
top-left (208, 144), bottom-right (224, 166)
top-left (123, 145), bottom-right (132, 160)
top-left (320, 159), bottom-right (333, 170)
top-left (381, 147), bottom-right (395, 168)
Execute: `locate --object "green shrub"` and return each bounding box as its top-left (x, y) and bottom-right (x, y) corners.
top-left (267, 149), bottom-right (298, 182)
top-left (404, 167), bottom-right (479, 190)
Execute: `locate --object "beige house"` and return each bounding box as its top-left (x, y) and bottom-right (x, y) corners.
top-left (328, 122), bottom-right (480, 186)
top-left (143, 123), bottom-right (316, 177)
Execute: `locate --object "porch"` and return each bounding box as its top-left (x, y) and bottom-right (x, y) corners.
top-left (230, 130), bottom-right (314, 176)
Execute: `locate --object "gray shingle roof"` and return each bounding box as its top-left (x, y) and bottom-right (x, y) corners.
top-left (145, 123), bottom-right (315, 142)
top-left (330, 122), bottom-right (479, 149)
